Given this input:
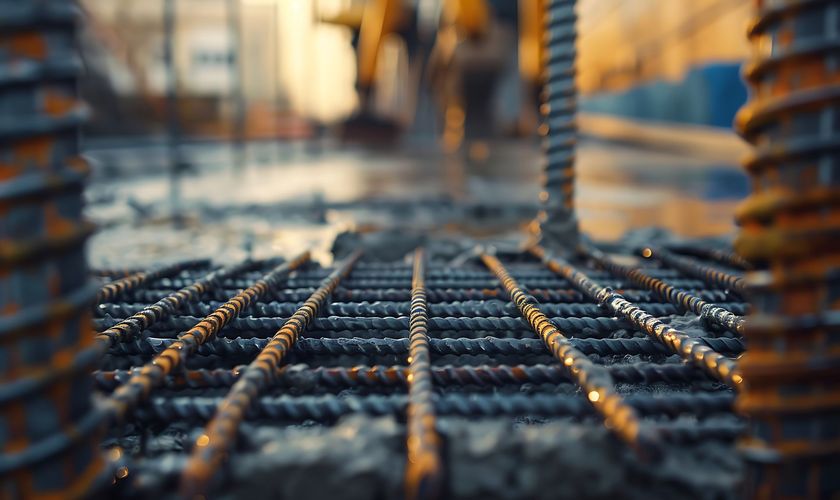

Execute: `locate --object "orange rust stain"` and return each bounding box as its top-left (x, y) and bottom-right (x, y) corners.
top-left (43, 91), bottom-right (77, 117)
top-left (9, 32), bottom-right (47, 60)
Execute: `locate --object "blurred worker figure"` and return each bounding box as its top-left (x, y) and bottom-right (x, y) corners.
top-left (326, 0), bottom-right (517, 154)
top-left (427, 0), bottom-right (514, 158)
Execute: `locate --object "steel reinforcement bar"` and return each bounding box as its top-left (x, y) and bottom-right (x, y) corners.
top-left (123, 286), bottom-right (737, 304)
top-left (95, 314), bottom-right (635, 337)
top-left (96, 299), bottom-right (748, 320)
top-left (664, 244), bottom-right (753, 271)
top-left (179, 250), bottom-right (362, 497)
top-left (94, 260), bottom-right (260, 350)
top-left (481, 253), bottom-right (660, 456)
top-left (585, 247), bottom-right (746, 335)
top-left (95, 259), bottom-right (209, 304)
top-left (93, 361), bottom-right (709, 392)
top-left (100, 251), bottom-right (311, 426)
top-left (405, 249), bottom-right (442, 500)
top-left (136, 392), bottom-right (735, 423)
top-left (643, 247), bottom-right (747, 297)
top-left (531, 246), bottom-right (743, 388)
top-left (107, 335), bottom-right (745, 358)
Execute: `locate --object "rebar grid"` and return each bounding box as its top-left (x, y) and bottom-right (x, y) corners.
top-left (95, 259), bottom-right (210, 304)
top-left (643, 247), bottom-right (747, 297)
top-left (481, 253), bottom-right (658, 455)
top-left (101, 252), bottom-right (310, 426)
top-left (94, 260), bottom-right (258, 349)
top-left (530, 246), bottom-right (743, 388)
top-left (92, 245), bottom-right (748, 496)
top-left (585, 247), bottom-right (746, 335)
top-left (179, 251), bottom-right (360, 496)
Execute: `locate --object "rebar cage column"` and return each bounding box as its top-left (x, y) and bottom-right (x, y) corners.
top-left (734, 0), bottom-right (840, 497)
top-left (0, 0), bottom-right (104, 496)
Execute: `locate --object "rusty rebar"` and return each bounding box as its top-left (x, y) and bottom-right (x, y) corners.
top-left (585, 246), bottom-right (746, 335)
top-left (642, 247), bottom-right (747, 297)
top-left (0, 0), bottom-right (106, 494)
top-left (178, 250), bottom-right (361, 496)
top-left (101, 251), bottom-right (310, 426)
top-left (481, 253), bottom-right (660, 456)
top-left (94, 260), bottom-right (258, 350)
top-left (531, 246), bottom-right (743, 388)
top-left (95, 259), bottom-right (209, 304)
top-left (734, 0), bottom-right (840, 496)
top-left (664, 244), bottom-right (753, 271)
top-left (405, 249), bottom-right (442, 500)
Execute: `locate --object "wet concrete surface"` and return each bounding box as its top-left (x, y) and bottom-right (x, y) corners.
top-left (84, 135), bottom-right (748, 267)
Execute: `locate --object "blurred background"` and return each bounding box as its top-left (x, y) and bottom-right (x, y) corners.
top-left (76, 0), bottom-right (752, 266)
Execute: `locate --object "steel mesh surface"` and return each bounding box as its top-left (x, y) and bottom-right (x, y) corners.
top-left (91, 247), bottom-right (746, 498)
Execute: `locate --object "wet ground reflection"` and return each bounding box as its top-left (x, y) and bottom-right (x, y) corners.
top-left (85, 136), bottom-right (748, 266)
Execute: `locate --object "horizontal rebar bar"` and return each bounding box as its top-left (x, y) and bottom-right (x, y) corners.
top-left (120, 287), bottom-right (738, 305)
top-left (481, 253), bottom-right (660, 456)
top-left (134, 392), bottom-right (736, 423)
top-left (531, 246), bottom-right (744, 388)
top-left (100, 252), bottom-right (311, 426)
top-left (585, 247), bottom-right (746, 335)
top-left (153, 277), bottom-right (711, 292)
top-left (107, 335), bottom-right (745, 358)
top-left (93, 362), bottom-right (710, 392)
top-left (179, 251), bottom-right (362, 496)
top-left (94, 314), bottom-right (634, 337)
top-left (95, 300), bottom-right (749, 320)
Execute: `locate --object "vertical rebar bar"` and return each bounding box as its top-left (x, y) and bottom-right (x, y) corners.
top-left (538, 0), bottom-right (579, 252)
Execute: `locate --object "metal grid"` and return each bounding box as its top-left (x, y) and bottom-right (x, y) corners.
top-left (91, 244), bottom-right (748, 498)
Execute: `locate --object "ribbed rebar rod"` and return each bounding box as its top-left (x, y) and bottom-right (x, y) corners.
top-left (100, 251), bottom-right (311, 426)
top-left (664, 244), bottom-right (752, 271)
top-left (480, 253), bottom-right (659, 455)
top-left (123, 286), bottom-right (736, 304)
top-left (93, 362), bottom-right (708, 392)
top-left (405, 249), bottom-right (442, 500)
top-left (158, 276), bottom-right (713, 291)
top-left (179, 250), bottom-right (362, 497)
top-left (538, 0), bottom-right (580, 249)
top-left (95, 314), bottom-right (632, 337)
top-left (135, 392), bottom-right (735, 423)
top-left (91, 267), bottom-right (147, 279)
top-left (531, 246), bottom-right (743, 388)
top-left (108, 335), bottom-right (745, 358)
top-left (586, 247), bottom-right (746, 335)
top-left (95, 259), bottom-right (209, 304)
top-left (643, 247), bottom-right (747, 297)
top-left (94, 260), bottom-right (259, 350)
top-left (96, 299), bottom-right (748, 320)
